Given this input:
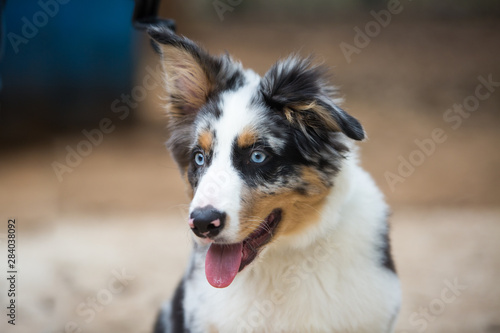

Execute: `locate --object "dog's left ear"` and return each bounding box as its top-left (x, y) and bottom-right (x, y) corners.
top-left (260, 57), bottom-right (365, 141)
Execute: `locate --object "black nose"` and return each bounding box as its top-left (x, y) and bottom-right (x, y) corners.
top-left (189, 205), bottom-right (226, 239)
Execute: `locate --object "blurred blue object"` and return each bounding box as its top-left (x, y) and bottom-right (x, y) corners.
top-left (0, 0), bottom-right (138, 141)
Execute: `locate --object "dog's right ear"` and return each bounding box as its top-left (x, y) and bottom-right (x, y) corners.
top-left (148, 26), bottom-right (218, 170)
top-left (148, 26), bottom-right (217, 119)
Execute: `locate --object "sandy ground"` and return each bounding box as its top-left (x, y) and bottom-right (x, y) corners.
top-left (1, 18), bottom-right (500, 333)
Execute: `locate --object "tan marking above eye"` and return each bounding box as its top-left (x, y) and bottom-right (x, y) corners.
top-left (237, 127), bottom-right (258, 148)
top-left (198, 131), bottom-right (213, 151)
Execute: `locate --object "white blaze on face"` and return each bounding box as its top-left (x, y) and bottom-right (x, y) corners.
top-left (189, 70), bottom-right (262, 242)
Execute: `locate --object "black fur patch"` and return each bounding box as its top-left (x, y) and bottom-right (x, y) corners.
top-left (248, 97), bottom-right (348, 183)
top-left (152, 310), bottom-right (166, 333)
top-left (380, 218), bottom-right (396, 273)
top-left (224, 94), bottom-right (350, 194)
top-left (170, 280), bottom-right (187, 333)
top-left (231, 137), bottom-right (291, 188)
top-left (259, 56), bottom-right (365, 141)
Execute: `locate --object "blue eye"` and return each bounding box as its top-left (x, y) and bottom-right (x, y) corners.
top-left (250, 151), bottom-right (267, 164)
top-left (194, 153), bottom-right (205, 166)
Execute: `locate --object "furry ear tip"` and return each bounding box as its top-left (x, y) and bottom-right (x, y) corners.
top-left (351, 128), bottom-right (366, 141)
top-left (147, 24), bottom-right (178, 44)
top-left (345, 120), bottom-right (366, 141)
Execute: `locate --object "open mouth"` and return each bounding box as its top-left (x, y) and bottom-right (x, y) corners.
top-left (205, 208), bottom-right (282, 288)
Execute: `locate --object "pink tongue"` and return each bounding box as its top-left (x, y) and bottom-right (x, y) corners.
top-left (205, 243), bottom-right (243, 288)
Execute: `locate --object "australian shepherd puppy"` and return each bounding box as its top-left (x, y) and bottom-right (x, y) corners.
top-left (148, 26), bottom-right (401, 333)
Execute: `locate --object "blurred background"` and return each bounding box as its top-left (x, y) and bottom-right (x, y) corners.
top-left (0, 0), bottom-right (499, 332)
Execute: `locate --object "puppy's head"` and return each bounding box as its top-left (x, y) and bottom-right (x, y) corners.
top-left (149, 27), bottom-right (364, 288)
